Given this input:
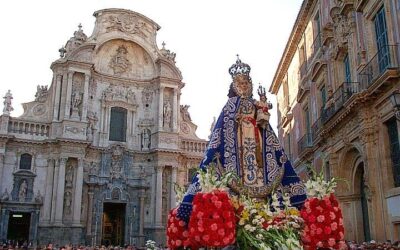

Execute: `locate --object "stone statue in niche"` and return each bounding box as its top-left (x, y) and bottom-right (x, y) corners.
top-left (109, 45), bottom-right (132, 76)
top-left (1, 188), bottom-right (9, 201)
top-left (35, 85), bottom-right (48, 103)
top-left (141, 129), bottom-right (151, 150)
top-left (64, 191), bottom-right (72, 214)
top-left (87, 112), bottom-right (98, 141)
top-left (71, 90), bottom-right (83, 119)
top-left (2, 90), bottom-right (13, 115)
top-left (65, 164), bottom-right (74, 188)
top-left (18, 180), bottom-right (28, 202)
top-left (163, 100), bottom-right (172, 128)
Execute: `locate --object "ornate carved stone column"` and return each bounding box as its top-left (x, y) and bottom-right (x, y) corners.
top-left (155, 165), bottom-right (164, 227)
top-left (86, 192), bottom-right (94, 235)
top-left (52, 75), bottom-right (62, 121)
top-left (43, 159), bottom-right (55, 223)
top-left (0, 209), bottom-right (9, 242)
top-left (64, 72), bottom-right (74, 119)
top-left (81, 74), bottom-right (90, 122)
top-left (50, 159), bottom-right (59, 223)
top-left (54, 158), bottom-right (67, 225)
top-left (139, 189), bottom-right (145, 237)
top-left (158, 86), bottom-right (165, 131)
top-left (172, 88), bottom-right (178, 132)
top-left (72, 158), bottom-right (84, 225)
top-left (0, 154), bottom-right (4, 191)
top-left (170, 166), bottom-right (178, 208)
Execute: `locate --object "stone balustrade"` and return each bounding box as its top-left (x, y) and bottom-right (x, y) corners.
top-left (8, 118), bottom-right (50, 137)
top-left (180, 139), bottom-right (207, 154)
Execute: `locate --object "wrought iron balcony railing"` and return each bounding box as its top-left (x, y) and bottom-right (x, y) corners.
top-left (311, 115), bottom-right (323, 140)
top-left (298, 133), bottom-right (313, 156)
top-left (299, 61), bottom-right (308, 80)
top-left (358, 45), bottom-right (399, 89)
top-left (311, 32), bottom-right (322, 56)
top-left (321, 81), bottom-right (360, 124)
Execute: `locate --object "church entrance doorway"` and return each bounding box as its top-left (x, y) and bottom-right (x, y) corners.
top-left (102, 202), bottom-right (125, 246)
top-left (7, 212), bottom-right (31, 245)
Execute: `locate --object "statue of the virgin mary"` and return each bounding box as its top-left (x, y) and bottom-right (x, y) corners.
top-left (177, 56), bottom-right (306, 221)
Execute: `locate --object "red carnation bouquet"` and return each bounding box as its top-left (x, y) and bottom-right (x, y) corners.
top-left (188, 190), bottom-right (236, 247)
top-left (167, 208), bottom-right (196, 249)
top-left (301, 165), bottom-right (347, 250)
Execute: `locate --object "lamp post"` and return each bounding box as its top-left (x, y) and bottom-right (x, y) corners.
top-left (389, 90), bottom-right (400, 120)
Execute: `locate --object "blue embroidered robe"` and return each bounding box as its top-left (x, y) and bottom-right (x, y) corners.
top-left (177, 96), bottom-right (306, 222)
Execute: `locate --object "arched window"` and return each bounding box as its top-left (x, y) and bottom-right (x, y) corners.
top-left (109, 107), bottom-right (127, 142)
top-left (20, 153), bottom-right (32, 170)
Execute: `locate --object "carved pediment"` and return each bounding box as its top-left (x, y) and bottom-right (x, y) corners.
top-left (92, 9), bottom-right (160, 45)
top-left (311, 60), bottom-right (328, 82)
top-left (13, 169), bottom-right (36, 178)
top-left (297, 80), bottom-right (311, 103)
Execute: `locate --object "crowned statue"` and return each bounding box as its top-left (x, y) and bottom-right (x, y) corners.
top-left (177, 56), bottom-right (306, 222)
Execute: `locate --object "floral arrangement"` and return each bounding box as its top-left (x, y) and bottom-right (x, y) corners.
top-left (234, 193), bottom-right (304, 249)
top-left (188, 190), bottom-right (236, 247)
top-left (167, 164), bottom-right (347, 250)
top-left (167, 208), bottom-right (193, 249)
top-left (301, 166), bottom-right (347, 250)
top-left (145, 240), bottom-right (157, 250)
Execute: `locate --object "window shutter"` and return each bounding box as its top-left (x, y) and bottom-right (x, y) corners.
top-left (109, 107), bottom-right (127, 142)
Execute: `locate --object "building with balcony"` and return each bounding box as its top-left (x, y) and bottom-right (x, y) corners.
top-left (270, 0), bottom-right (400, 243)
top-left (0, 9), bottom-right (206, 247)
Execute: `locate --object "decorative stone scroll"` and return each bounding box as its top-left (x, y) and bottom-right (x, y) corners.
top-left (104, 14), bottom-right (148, 38)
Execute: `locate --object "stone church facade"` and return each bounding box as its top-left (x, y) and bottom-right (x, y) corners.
top-left (0, 9), bottom-right (207, 246)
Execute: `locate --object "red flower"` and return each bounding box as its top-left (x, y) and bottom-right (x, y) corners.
top-left (188, 190), bottom-right (236, 247)
top-left (166, 208), bottom-right (199, 250)
top-left (300, 194), bottom-right (345, 250)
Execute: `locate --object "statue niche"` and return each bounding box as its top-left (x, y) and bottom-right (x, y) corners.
top-left (70, 72), bottom-right (85, 120)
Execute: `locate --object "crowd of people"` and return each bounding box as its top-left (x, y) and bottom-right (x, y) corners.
top-left (1, 240), bottom-right (400, 250)
top-left (0, 243), bottom-right (156, 250)
top-left (346, 240), bottom-right (400, 250)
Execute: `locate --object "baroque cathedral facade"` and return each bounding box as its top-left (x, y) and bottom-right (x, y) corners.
top-left (0, 8), bottom-right (207, 246)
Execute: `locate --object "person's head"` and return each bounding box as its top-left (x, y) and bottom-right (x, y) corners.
top-left (233, 74), bottom-right (252, 98)
top-left (228, 56), bottom-right (253, 98)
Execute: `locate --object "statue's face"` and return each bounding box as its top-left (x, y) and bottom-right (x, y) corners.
top-left (233, 74), bottom-right (252, 97)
